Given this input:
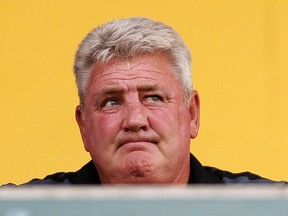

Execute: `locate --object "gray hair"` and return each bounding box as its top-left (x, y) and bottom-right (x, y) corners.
top-left (73, 17), bottom-right (193, 106)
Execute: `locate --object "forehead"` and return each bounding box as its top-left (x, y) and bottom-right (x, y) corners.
top-left (88, 54), bottom-right (180, 89)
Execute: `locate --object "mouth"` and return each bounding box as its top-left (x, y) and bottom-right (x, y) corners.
top-left (117, 136), bottom-right (158, 150)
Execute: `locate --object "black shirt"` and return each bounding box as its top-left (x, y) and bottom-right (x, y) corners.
top-left (18, 154), bottom-right (285, 185)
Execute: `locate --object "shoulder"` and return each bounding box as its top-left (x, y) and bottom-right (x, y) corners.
top-left (189, 153), bottom-right (286, 184)
top-left (204, 166), bottom-right (287, 184)
top-left (20, 161), bottom-right (101, 185)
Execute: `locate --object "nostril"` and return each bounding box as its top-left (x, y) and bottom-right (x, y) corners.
top-left (141, 125), bottom-right (148, 131)
top-left (123, 123), bottom-right (148, 132)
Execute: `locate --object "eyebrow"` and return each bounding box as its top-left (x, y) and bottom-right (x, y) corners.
top-left (138, 84), bottom-right (160, 92)
top-left (99, 87), bottom-right (124, 96)
top-left (98, 84), bottom-right (161, 96)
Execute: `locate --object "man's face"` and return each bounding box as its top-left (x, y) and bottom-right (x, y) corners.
top-left (76, 53), bottom-right (200, 184)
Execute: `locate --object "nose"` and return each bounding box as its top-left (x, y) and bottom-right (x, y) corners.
top-left (122, 102), bottom-right (149, 132)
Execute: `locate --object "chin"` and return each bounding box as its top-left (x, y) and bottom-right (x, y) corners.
top-left (117, 174), bottom-right (167, 184)
top-left (100, 152), bottom-right (169, 184)
top-left (112, 157), bottom-right (156, 183)
top-left (102, 167), bottom-right (172, 184)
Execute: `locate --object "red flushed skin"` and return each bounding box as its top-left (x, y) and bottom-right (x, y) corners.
top-left (76, 53), bottom-right (200, 184)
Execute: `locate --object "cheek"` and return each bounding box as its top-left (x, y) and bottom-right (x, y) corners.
top-left (149, 107), bottom-right (190, 139)
top-left (149, 109), bottom-right (177, 135)
top-left (87, 113), bottom-right (122, 143)
top-left (177, 107), bottom-right (192, 138)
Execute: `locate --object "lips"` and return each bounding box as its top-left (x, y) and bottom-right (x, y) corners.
top-left (116, 134), bottom-right (159, 149)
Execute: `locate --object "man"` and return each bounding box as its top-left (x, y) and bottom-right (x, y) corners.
top-left (16, 17), bottom-right (286, 185)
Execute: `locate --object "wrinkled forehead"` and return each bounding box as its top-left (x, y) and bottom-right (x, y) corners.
top-left (88, 53), bottom-right (180, 85)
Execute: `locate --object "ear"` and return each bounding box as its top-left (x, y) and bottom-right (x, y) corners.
top-left (189, 90), bottom-right (200, 139)
top-left (75, 105), bottom-right (89, 152)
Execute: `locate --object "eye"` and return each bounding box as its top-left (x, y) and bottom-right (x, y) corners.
top-left (103, 98), bottom-right (120, 108)
top-left (145, 95), bottom-right (163, 103)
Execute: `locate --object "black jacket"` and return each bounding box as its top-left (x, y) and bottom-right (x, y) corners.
top-left (20, 154), bottom-right (286, 185)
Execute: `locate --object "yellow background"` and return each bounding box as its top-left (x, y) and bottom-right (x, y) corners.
top-left (1, 0), bottom-right (288, 185)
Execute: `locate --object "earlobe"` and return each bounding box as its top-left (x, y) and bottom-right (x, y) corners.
top-left (189, 90), bottom-right (200, 139)
top-left (75, 105), bottom-right (89, 152)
